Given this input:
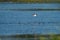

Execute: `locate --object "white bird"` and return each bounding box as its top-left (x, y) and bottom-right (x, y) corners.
top-left (33, 13), bottom-right (37, 17)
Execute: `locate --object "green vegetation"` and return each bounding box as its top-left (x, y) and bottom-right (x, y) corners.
top-left (0, 34), bottom-right (60, 40)
top-left (13, 34), bottom-right (60, 40)
top-left (39, 34), bottom-right (60, 40)
top-left (0, 0), bottom-right (60, 3)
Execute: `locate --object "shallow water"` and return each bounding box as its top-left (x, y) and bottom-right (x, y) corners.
top-left (1, 38), bottom-right (36, 40)
top-left (0, 3), bottom-right (60, 36)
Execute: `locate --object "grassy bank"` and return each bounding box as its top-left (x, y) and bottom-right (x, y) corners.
top-left (0, 0), bottom-right (60, 3)
top-left (0, 34), bottom-right (60, 40)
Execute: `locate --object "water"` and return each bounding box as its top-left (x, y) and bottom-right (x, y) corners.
top-left (0, 38), bottom-right (37, 40)
top-left (0, 3), bottom-right (60, 36)
top-left (0, 3), bottom-right (60, 9)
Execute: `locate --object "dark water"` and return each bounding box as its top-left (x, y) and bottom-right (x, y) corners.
top-left (0, 38), bottom-right (37, 40)
top-left (0, 3), bottom-right (60, 36)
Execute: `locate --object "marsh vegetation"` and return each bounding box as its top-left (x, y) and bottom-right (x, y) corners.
top-left (0, 0), bottom-right (59, 3)
top-left (0, 34), bottom-right (60, 40)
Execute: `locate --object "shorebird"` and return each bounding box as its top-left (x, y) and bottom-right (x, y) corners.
top-left (33, 13), bottom-right (37, 17)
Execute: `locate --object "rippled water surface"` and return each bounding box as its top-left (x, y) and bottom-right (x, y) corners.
top-left (0, 3), bottom-right (60, 36)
